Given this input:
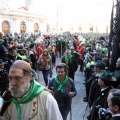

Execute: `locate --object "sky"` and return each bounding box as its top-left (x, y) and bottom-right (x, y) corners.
top-left (6, 0), bottom-right (113, 29)
top-left (7, 0), bottom-right (113, 17)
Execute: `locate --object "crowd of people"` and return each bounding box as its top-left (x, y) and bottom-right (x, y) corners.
top-left (0, 31), bottom-right (119, 120)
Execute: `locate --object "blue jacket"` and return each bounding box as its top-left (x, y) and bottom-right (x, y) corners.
top-left (48, 77), bottom-right (77, 109)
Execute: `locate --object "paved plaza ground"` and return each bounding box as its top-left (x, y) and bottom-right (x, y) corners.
top-left (37, 57), bottom-right (90, 120)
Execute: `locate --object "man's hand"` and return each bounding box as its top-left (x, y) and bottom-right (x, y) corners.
top-left (68, 92), bottom-right (72, 97)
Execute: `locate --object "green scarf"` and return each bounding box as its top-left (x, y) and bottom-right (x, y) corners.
top-left (65, 54), bottom-right (72, 65)
top-left (3, 80), bottom-right (45, 120)
top-left (16, 53), bottom-right (28, 60)
top-left (0, 39), bottom-right (4, 44)
top-left (71, 51), bottom-right (77, 54)
top-left (48, 50), bottom-right (53, 56)
top-left (60, 39), bottom-right (66, 43)
top-left (55, 76), bottom-right (68, 93)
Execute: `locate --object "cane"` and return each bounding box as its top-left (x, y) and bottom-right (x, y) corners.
top-left (61, 42), bottom-right (62, 60)
top-left (68, 82), bottom-right (72, 120)
top-left (70, 98), bottom-right (72, 120)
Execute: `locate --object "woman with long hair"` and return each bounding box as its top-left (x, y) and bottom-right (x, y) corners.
top-left (37, 49), bottom-right (52, 86)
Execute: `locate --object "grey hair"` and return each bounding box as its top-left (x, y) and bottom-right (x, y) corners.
top-left (23, 69), bottom-right (31, 76)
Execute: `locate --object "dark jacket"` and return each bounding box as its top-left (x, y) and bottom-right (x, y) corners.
top-left (112, 70), bottom-right (120, 88)
top-left (110, 116), bottom-right (120, 120)
top-left (0, 69), bottom-right (9, 96)
top-left (88, 78), bottom-right (100, 108)
top-left (4, 55), bottom-right (16, 72)
top-left (48, 77), bottom-right (77, 110)
top-left (61, 53), bottom-right (78, 73)
top-left (89, 86), bottom-right (112, 120)
top-left (0, 44), bottom-right (6, 61)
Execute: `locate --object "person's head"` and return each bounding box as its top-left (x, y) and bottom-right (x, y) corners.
top-left (95, 60), bottom-right (106, 73)
top-left (56, 63), bottom-right (67, 80)
top-left (81, 42), bottom-right (84, 46)
top-left (47, 45), bottom-right (52, 52)
top-left (98, 70), bottom-right (112, 88)
top-left (8, 60), bottom-right (32, 98)
top-left (8, 47), bottom-right (15, 56)
top-left (70, 46), bottom-right (75, 53)
top-left (17, 46), bottom-right (26, 55)
top-left (116, 57), bottom-right (120, 69)
top-left (43, 49), bottom-right (49, 56)
top-left (65, 49), bottom-right (70, 57)
top-left (29, 43), bottom-right (35, 49)
top-left (37, 42), bottom-right (42, 46)
top-left (107, 89), bottom-right (120, 114)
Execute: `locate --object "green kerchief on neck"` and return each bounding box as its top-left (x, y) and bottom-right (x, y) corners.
top-left (65, 54), bottom-right (72, 65)
top-left (3, 80), bottom-right (45, 120)
top-left (55, 75), bottom-right (68, 93)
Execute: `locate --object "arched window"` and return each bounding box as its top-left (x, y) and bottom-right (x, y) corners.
top-left (34, 23), bottom-right (39, 32)
top-left (2, 21), bottom-right (10, 34)
top-left (20, 21), bottom-right (26, 33)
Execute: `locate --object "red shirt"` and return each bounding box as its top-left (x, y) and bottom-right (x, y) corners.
top-left (37, 46), bottom-right (43, 58)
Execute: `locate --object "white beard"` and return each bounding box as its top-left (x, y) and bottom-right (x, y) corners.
top-left (9, 82), bottom-right (30, 98)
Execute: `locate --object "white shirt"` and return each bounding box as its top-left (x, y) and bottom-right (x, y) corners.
top-left (112, 113), bottom-right (120, 117)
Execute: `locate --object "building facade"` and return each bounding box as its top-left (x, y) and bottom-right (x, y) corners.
top-left (0, 7), bottom-right (47, 35)
top-left (0, 0), bottom-right (113, 34)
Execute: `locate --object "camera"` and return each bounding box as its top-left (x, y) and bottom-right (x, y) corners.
top-left (95, 105), bottom-right (112, 120)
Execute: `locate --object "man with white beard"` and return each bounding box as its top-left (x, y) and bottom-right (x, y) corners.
top-left (0, 60), bottom-right (63, 120)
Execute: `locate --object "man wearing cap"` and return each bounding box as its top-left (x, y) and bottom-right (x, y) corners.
top-left (16, 46), bottom-right (28, 60)
top-left (88, 60), bottom-right (106, 106)
top-left (0, 59), bottom-right (9, 96)
top-left (0, 60), bottom-right (63, 120)
top-left (88, 70), bottom-right (113, 120)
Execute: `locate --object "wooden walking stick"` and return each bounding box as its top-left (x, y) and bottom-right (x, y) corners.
top-left (70, 98), bottom-right (72, 120)
top-left (68, 81), bottom-right (72, 120)
top-left (61, 41), bottom-right (62, 60)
